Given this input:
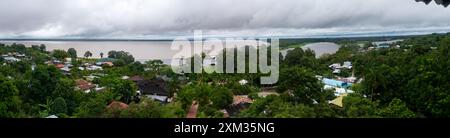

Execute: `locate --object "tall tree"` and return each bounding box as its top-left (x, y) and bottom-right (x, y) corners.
top-left (111, 79), bottom-right (137, 104)
top-left (127, 62), bottom-right (145, 75)
top-left (115, 98), bottom-right (162, 118)
top-left (145, 59), bottom-right (164, 73)
top-left (210, 87), bottom-right (233, 109)
top-left (75, 99), bottom-right (107, 118)
top-left (342, 94), bottom-right (380, 118)
top-left (68, 48), bottom-right (77, 59)
top-left (84, 51), bottom-right (93, 58)
top-left (283, 48), bottom-right (318, 68)
top-left (108, 50), bottom-right (135, 64)
top-left (53, 78), bottom-right (79, 114)
top-left (278, 67), bottom-right (332, 105)
top-left (377, 98), bottom-right (415, 118)
top-left (51, 49), bottom-right (69, 60)
top-left (0, 77), bottom-right (22, 118)
top-left (28, 65), bottom-right (62, 104)
top-left (39, 44), bottom-right (46, 52)
top-left (50, 97), bottom-right (68, 115)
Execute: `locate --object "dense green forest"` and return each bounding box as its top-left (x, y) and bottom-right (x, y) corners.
top-left (0, 33), bottom-right (449, 118)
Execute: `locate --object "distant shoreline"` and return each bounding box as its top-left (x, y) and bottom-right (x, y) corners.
top-left (0, 32), bottom-right (445, 42)
top-left (0, 39), bottom-right (175, 42)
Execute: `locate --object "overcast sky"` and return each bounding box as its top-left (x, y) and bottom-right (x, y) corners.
top-left (0, 0), bottom-right (449, 39)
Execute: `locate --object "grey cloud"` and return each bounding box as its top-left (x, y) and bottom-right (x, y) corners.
top-left (0, 0), bottom-right (449, 38)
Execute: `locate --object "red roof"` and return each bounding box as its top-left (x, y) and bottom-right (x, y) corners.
top-left (233, 95), bottom-right (253, 105)
top-left (55, 64), bottom-right (65, 68)
top-left (103, 62), bottom-right (114, 66)
top-left (75, 79), bottom-right (95, 91)
top-left (128, 75), bottom-right (144, 82)
top-left (107, 101), bottom-right (129, 110)
top-left (186, 101), bottom-right (199, 118)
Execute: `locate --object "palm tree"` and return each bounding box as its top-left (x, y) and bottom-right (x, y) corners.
top-left (38, 99), bottom-right (53, 118)
top-left (365, 68), bottom-right (387, 101)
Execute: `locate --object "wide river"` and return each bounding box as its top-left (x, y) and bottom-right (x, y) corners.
top-left (1, 40), bottom-right (340, 62)
top-left (281, 42), bottom-right (341, 58)
top-left (1, 40), bottom-right (229, 63)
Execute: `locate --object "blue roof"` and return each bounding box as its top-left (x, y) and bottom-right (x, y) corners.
top-left (322, 78), bottom-right (352, 88)
top-left (377, 43), bottom-right (390, 48)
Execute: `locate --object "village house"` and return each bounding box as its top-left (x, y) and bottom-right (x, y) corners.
top-left (329, 63), bottom-right (342, 69)
top-left (55, 63), bottom-right (65, 69)
top-left (95, 58), bottom-right (116, 67)
top-left (332, 69), bottom-right (341, 74)
top-left (103, 62), bottom-right (114, 67)
top-left (324, 85), bottom-right (354, 96)
top-left (96, 61), bottom-right (114, 67)
top-left (342, 61), bottom-right (352, 69)
top-left (129, 76), bottom-right (170, 103)
top-left (329, 61), bottom-right (352, 74)
top-left (329, 63), bottom-right (342, 74)
top-left (3, 52), bottom-right (26, 58)
top-left (75, 79), bottom-right (96, 93)
top-left (3, 56), bottom-right (21, 62)
top-left (376, 43), bottom-right (390, 48)
top-left (329, 61), bottom-right (352, 70)
top-left (322, 78), bottom-right (354, 96)
top-left (16, 54), bottom-right (26, 58)
top-left (2, 52), bottom-right (28, 63)
top-left (372, 40), bottom-right (404, 49)
top-left (86, 65), bottom-right (103, 71)
top-left (226, 95), bottom-right (253, 116)
top-left (60, 66), bottom-right (71, 73)
top-left (322, 78), bottom-right (353, 89)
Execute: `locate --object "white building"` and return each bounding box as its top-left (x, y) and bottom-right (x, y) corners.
top-left (342, 61), bottom-right (352, 69)
top-left (329, 63), bottom-right (342, 69)
top-left (332, 69), bottom-right (341, 74)
top-left (4, 57), bottom-right (21, 62)
top-left (60, 66), bottom-right (71, 72)
top-left (239, 79), bottom-right (249, 85)
top-left (87, 65), bottom-right (103, 71)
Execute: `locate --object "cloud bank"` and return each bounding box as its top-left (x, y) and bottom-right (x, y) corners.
top-left (0, 0), bottom-right (449, 38)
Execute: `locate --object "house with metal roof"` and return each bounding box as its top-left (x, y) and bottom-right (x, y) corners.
top-left (322, 78), bottom-right (353, 89)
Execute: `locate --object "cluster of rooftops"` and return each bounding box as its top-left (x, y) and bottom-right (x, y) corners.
top-left (1, 52), bottom-right (27, 63)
